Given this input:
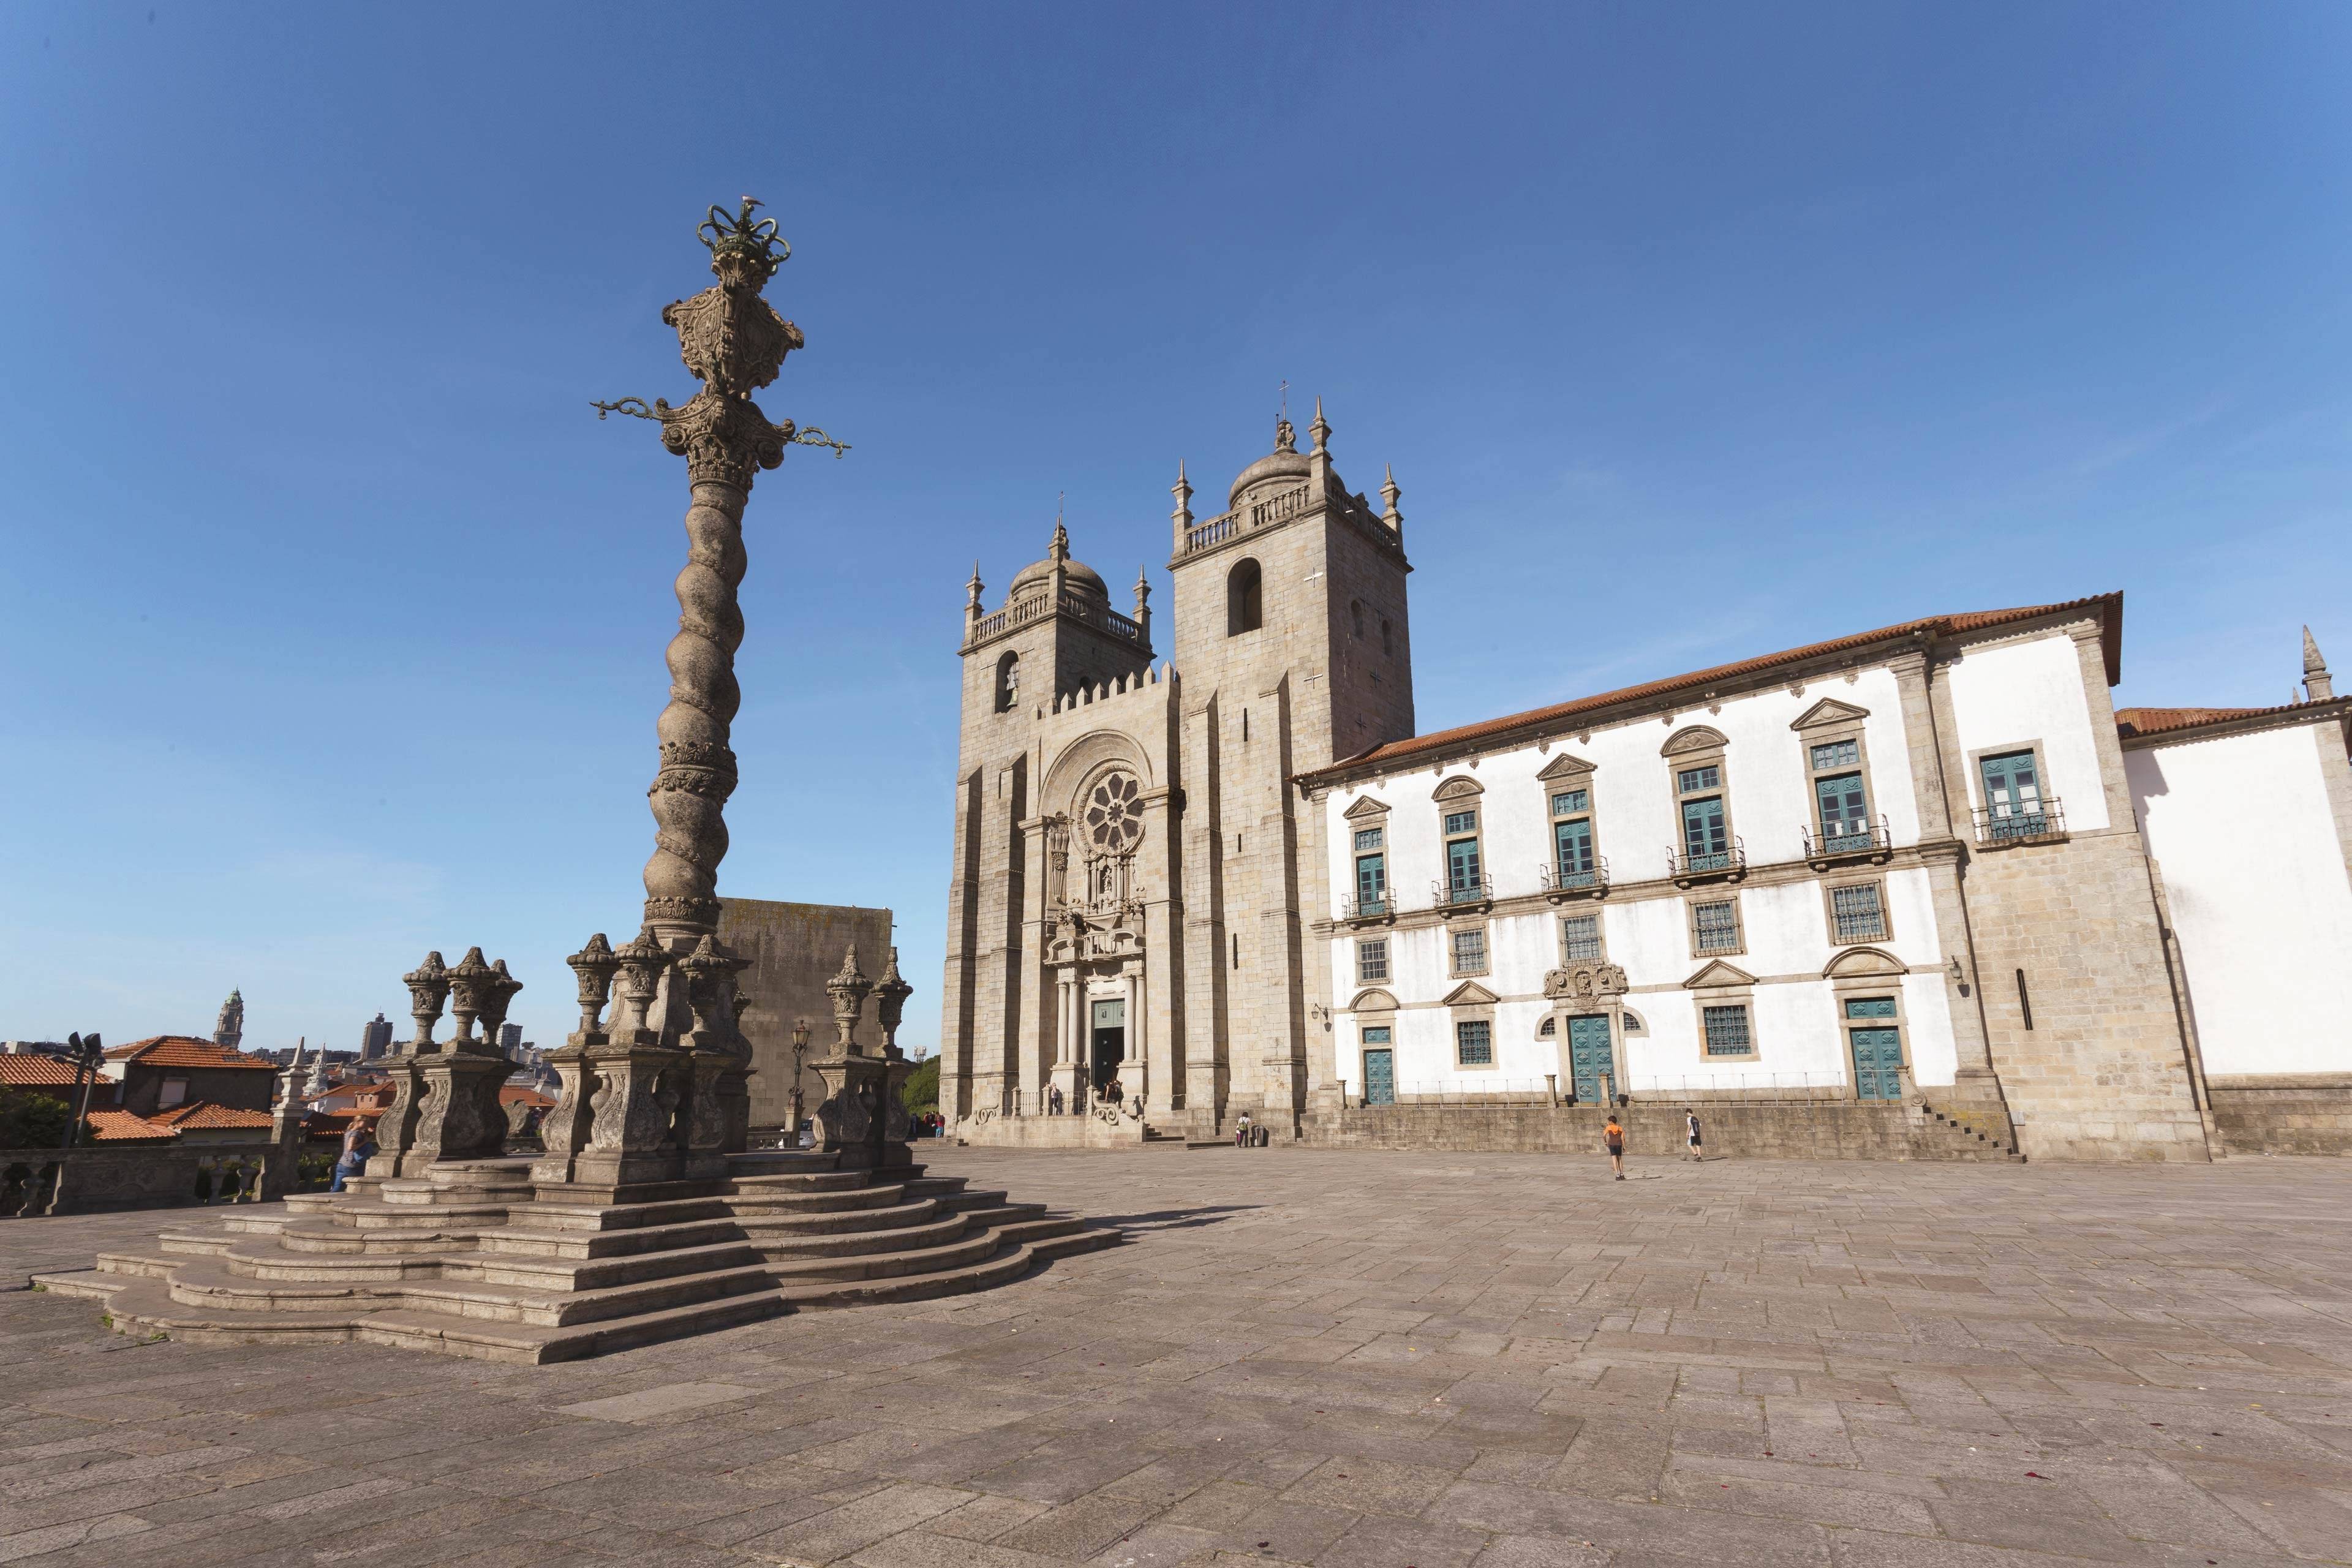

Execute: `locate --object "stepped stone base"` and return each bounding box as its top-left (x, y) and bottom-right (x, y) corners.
top-left (31, 1150), bottom-right (1118, 1364)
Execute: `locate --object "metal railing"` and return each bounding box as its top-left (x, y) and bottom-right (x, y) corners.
top-left (1668, 837), bottom-right (1747, 881)
top-left (1338, 894), bottom-right (1391, 921)
top-left (1431, 877), bottom-right (1494, 909)
top-left (1972, 797), bottom-right (2067, 846)
top-left (1802, 816), bottom-right (1891, 862)
top-left (1539, 856), bottom-right (1610, 897)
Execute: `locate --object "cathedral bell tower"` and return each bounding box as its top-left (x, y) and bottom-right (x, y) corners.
top-left (1165, 401), bottom-right (1415, 1128)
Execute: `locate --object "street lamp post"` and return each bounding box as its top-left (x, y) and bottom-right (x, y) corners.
top-left (791, 1019), bottom-right (811, 1144)
top-left (56, 1031), bottom-right (102, 1155)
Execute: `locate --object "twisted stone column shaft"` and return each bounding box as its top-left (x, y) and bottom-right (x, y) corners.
top-left (644, 475), bottom-right (750, 940)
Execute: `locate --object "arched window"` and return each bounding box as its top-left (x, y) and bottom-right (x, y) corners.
top-left (1350, 599), bottom-right (1365, 638)
top-left (1227, 559), bottom-right (1263, 636)
top-left (995, 651), bottom-right (1020, 713)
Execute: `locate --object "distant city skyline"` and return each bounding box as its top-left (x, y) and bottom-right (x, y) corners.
top-left (3, 3), bottom-right (2346, 1054)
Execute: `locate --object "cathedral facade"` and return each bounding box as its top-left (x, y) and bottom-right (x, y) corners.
top-left (940, 407), bottom-right (2352, 1159)
top-left (940, 406), bottom-right (1411, 1140)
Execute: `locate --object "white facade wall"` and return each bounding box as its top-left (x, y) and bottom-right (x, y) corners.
top-left (1321, 663), bottom-right (1961, 1099)
top-left (2127, 722), bottom-right (2352, 1077)
top-left (1944, 635), bottom-right (2112, 832)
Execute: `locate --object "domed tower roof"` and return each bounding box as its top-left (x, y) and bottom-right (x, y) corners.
top-left (1008, 519), bottom-right (1109, 601)
top-left (1227, 412), bottom-right (1313, 508)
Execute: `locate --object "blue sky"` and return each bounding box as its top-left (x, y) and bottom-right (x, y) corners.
top-left (3, 2), bottom-right (2347, 1056)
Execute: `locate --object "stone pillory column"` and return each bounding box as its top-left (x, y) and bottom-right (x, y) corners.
top-left (589, 199), bottom-right (849, 1170)
top-left (592, 198), bottom-right (847, 949)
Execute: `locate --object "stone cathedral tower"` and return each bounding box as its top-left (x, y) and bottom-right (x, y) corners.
top-left (941, 405), bottom-right (1414, 1140)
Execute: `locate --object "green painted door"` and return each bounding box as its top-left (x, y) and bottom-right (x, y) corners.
top-left (1681, 796), bottom-right (1728, 867)
top-left (1362, 1027), bottom-right (1395, 1106)
top-left (1978, 750), bottom-right (2044, 835)
top-left (1566, 1014), bottom-right (1611, 1104)
top-left (1845, 998), bottom-right (1902, 1099)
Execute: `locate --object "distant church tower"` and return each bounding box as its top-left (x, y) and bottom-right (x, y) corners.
top-left (940, 403), bottom-right (1414, 1137)
top-left (213, 988), bottom-right (244, 1051)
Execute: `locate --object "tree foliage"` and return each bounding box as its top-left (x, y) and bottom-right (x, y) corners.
top-left (0, 1090), bottom-right (77, 1149)
top-left (898, 1057), bottom-right (939, 1115)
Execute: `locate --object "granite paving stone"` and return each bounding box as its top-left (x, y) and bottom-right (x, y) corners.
top-left (6, 1148), bottom-right (2352, 1566)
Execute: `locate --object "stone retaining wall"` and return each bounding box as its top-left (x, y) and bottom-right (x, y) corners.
top-left (0, 1140), bottom-right (295, 1215)
top-left (1300, 1100), bottom-right (1981, 1161)
top-left (2206, 1076), bottom-right (2352, 1156)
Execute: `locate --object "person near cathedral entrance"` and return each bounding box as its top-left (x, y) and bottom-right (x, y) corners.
top-left (1104, 1077), bottom-right (1124, 1107)
top-left (1048, 1084), bottom-right (1064, 1116)
top-left (1604, 1115), bottom-right (1626, 1180)
top-left (1686, 1112), bottom-right (1704, 1163)
top-left (1234, 1110), bottom-right (1253, 1148)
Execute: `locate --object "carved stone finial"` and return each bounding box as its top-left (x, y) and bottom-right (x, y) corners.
top-left (2304, 625), bottom-right (2334, 701)
top-left (1274, 413), bottom-right (1297, 454)
top-left (567, 933), bottom-right (620, 1037)
top-left (1309, 395), bottom-right (1330, 454)
top-left (402, 951), bottom-right (451, 1051)
top-left (480, 959), bottom-right (523, 1048)
top-left (445, 947), bottom-right (496, 1046)
top-left (609, 927), bottom-right (673, 1039)
top-left (825, 944), bottom-right (873, 1055)
top-left (874, 946), bottom-right (914, 1058)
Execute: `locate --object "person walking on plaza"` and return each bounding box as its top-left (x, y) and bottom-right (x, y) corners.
top-left (1235, 1110), bottom-right (1253, 1149)
top-left (1604, 1114), bottom-right (1626, 1180)
top-left (1686, 1110), bottom-right (1704, 1163)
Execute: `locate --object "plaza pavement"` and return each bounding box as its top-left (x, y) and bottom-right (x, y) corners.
top-left (5, 1145), bottom-right (2352, 1568)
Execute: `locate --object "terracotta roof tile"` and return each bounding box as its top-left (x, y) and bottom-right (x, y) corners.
top-left (104, 1036), bottom-right (280, 1071)
top-left (498, 1086), bottom-right (557, 1108)
top-left (2113, 703), bottom-right (2312, 739)
top-left (0, 1056), bottom-right (82, 1088)
top-left (1302, 594), bottom-right (2123, 783)
top-left (149, 1101), bottom-right (276, 1131)
top-left (84, 1108), bottom-right (178, 1143)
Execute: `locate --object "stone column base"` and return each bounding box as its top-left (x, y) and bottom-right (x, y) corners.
top-left (811, 1052), bottom-right (914, 1171)
top-left (394, 1052), bottom-right (512, 1175)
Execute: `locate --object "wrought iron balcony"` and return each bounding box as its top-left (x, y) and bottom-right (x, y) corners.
top-left (1668, 837), bottom-right (1747, 886)
top-left (1972, 797), bottom-right (2067, 848)
top-left (1803, 816), bottom-right (1893, 869)
top-left (1538, 856), bottom-right (1610, 901)
top-left (1338, 894), bottom-right (1393, 923)
top-left (1431, 876), bottom-right (1495, 911)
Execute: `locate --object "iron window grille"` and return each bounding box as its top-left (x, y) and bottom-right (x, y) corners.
top-left (1356, 940), bottom-right (1390, 982)
top-left (1830, 883), bottom-right (1888, 942)
top-left (1450, 928), bottom-right (1488, 974)
top-left (1692, 900), bottom-right (1741, 955)
top-left (1702, 1004), bottom-right (1752, 1055)
top-left (1559, 914), bottom-right (1603, 962)
top-left (1455, 1019), bottom-right (1494, 1066)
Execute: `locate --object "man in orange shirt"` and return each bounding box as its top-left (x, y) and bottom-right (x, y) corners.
top-left (1604, 1115), bottom-right (1626, 1180)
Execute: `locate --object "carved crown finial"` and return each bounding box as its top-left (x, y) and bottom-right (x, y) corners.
top-left (697, 197), bottom-right (791, 286)
top-left (1309, 395), bottom-right (1330, 454)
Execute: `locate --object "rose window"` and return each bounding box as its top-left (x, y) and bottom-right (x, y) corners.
top-left (1084, 772), bottom-right (1144, 852)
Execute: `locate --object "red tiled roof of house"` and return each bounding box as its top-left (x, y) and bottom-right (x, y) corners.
top-left (84, 1108), bottom-right (178, 1143)
top-left (104, 1036), bottom-right (280, 1071)
top-left (1299, 594), bottom-right (2124, 783)
top-left (2111, 701), bottom-right (2331, 739)
top-left (498, 1085), bottom-right (557, 1109)
top-left (149, 1101), bottom-right (276, 1131)
top-left (0, 1056), bottom-right (81, 1088)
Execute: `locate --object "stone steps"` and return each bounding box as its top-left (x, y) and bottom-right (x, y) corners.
top-left (32, 1158), bottom-right (1117, 1363)
top-left (1919, 1105), bottom-right (2025, 1161)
